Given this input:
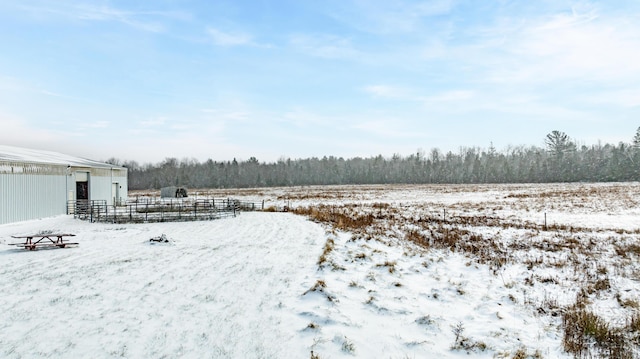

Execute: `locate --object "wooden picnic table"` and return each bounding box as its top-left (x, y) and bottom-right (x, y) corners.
top-left (9, 234), bottom-right (78, 250)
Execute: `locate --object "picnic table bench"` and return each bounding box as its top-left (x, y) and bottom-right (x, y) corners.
top-left (9, 234), bottom-right (78, 250)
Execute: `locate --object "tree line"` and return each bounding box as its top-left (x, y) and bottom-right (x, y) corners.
top-left (111, 129), bottom-right (640, 190)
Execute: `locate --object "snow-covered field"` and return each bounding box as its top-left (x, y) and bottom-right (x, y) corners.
top-left (2, 183), bottom-right (640, 358)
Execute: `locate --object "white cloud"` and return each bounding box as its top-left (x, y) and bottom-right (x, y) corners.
top-left (83, 120), bottom-right (110, 129)
top-left (362, 85), bottom-right (412, 99)
top-left (581, 89), bottom-right (640, 108)
top-left (0, 113), bottom-right (66, 148)
top-left (363, 85), bottom-right (474, 106)
top-left (352, 119), bottom-right (426, 138)
top-left (207, 27), bottom-right (252, 46)
top-left (326, 0), bottom-right (455, 34)
top-left (281, 108), bottom-right (336, 127)
top-left (0, 76), bottom-right (76, 99)
top-left (421, 90), bottom-right (474, 104)
top-left (18, 2), bottom-right (172, 33)
top-left (139, 117), bottom-right (167, 128)
top-left (201, 108), bottom-right (250, 122)
top-left (469, 7), bottom-right (640, 85)
top-left (201, 98), bottom-right (254, 122)
top-left (290, 34), bottom-right (359, 59)
top-left (133, 117), bottom-right (207, 134)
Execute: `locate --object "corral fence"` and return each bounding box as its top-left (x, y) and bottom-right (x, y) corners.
top-left (68, 198), bottom-right (266, 223)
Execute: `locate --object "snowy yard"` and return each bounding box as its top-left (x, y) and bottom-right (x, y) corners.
top-left (2, 183), bottom-right (640, 358)
top-left (0, 213), bottom-right (324, 358)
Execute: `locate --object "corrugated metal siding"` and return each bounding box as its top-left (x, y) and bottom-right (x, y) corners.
top-left (89, 168), bottom-right (111, 177)
top-left (88, 171), bottom-right (128, 205)
top-left (113, 171), bottom-right (128, 202)
top-left (90, 175), bottom-right (112, 205)
top-left (0, 162), bottom-right (67, 175)
top-left (0, 161), bottom-right (129, 224)
top-left (0, 173), bottom-right (67, 225)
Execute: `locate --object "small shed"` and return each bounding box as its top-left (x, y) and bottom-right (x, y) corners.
top-left (161, 186), bottom-right (188, 198)
top-left (0, 145), bottom-right (128, 224)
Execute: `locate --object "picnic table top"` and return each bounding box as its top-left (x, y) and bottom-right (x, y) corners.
top-left (11, 233), bottom-right (76, 239)
top-left (7, 233), bottom-right (78, 249)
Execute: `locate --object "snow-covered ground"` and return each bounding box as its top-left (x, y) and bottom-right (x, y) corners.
top-left (0, 213), bottom-right (324, 358)
top-left (2, 183), bottom-right (640, 358)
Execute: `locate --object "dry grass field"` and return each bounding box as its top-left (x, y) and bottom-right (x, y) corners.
top-left (130, 183), bottom-right (640, 358)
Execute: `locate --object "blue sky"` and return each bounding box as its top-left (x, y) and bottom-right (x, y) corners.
top-left (1, 0), bottom-right (639, 163)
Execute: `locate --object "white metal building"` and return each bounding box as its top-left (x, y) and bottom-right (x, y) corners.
top-left (0, 145), bottom-right (128, 225)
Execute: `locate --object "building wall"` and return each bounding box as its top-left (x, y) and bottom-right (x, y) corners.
top-left (111, 169), bottom-right (128, 204)
top-left (0, 163), bottom-right (68, 225)
top-left (87, 168), bottom-right (128, 205)
top-left (0, 161), bottom-right (128, 224)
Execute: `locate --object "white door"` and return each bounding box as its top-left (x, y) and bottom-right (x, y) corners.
top-left (112, 183), bottom-right (119, 205)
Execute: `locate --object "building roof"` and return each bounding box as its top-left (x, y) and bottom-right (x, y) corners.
top-left (0, 145), bottom-right (123, 169)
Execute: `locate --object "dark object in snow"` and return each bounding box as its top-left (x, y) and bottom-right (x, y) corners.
top-left (160, 186), bottom-right (188, 198)
top-left (150, 234), bottom-right (169, 243)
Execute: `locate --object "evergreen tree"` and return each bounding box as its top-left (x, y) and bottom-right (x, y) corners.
top-left (632, 126), bottom-right (640, 149)
top-left (545, 130), bottom-right (574, 159)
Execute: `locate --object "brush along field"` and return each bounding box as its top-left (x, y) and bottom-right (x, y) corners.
top-left (1, 183), bottom-right (639, 358)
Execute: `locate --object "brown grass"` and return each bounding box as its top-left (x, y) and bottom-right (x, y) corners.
top-left (375, 260), bottom-right (397, 273)
top-left (562, 289), bottom-right (639, 359)
top-left (283, 183), bottom-right (640, 358)
top-left (562, 306), bottom-right (631, 358)
top-left (628, 311), bottom-right (640, 332)
top-left (303, 280), bottom-right (336, 302)
top-left (293, 205), bottom-right (376, 232)
top-left (317, 238), bottom-right (335, 267)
